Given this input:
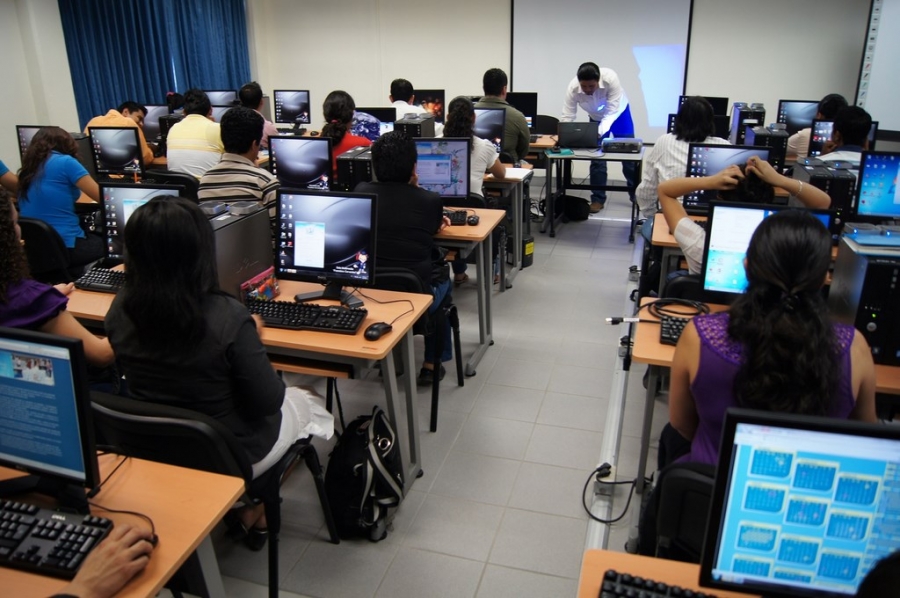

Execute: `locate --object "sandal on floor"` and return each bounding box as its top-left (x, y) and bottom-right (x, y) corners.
top-left (454, 273), bottom-right (469, 286)
top-left (223, 509), bottom-right (249, 540)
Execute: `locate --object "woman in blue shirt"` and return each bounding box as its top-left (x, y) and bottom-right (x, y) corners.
top-left (17, 127), bottom-right (102, 271)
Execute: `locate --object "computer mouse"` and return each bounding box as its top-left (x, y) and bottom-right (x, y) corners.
top-left (310, 131), bottom-right (320, 137)
top-left (467, 215), bottom-right (480, 226)
top-left (148, 533), bottom-right (159, 547)
top-left (364, 322), bottom-right (393, 341)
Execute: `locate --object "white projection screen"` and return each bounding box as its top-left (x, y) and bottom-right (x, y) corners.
top-left (511, 0), bottom-right (692, 141)
top-left (857, 0), bottom-right (900, 135)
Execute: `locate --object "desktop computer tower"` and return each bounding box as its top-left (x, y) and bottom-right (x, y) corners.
top-left (829, 237), bottom-right (900, 366)
top-left (729, 103), bottom-right (765, 145)
top-left (335, 146), bottom-right (373, 191)
top-left (793, 163), bottom-right (856, 211)
top-left (745, 125), bottom-right (788, 171)
top-left (209, 207), bottom-right (273, 298)
top-left (395, 114), bottom-right (436, 138)
top-left (71, 133), bottom-right (98, 180)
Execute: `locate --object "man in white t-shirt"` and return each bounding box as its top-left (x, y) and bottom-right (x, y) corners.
top-left (389, 79), bottom-right (443, 136)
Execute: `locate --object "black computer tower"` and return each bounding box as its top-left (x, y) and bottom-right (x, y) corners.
top-left (157, 114), bottom-right (184, 157)
top-left (829, 238), bottom-right (900, 366)
top-left (395, 114), bottom-right (435, 138)
top-left (335, 146), bottom-right (373, 191)
top-left (729, 103), bottom-right (765, 145)
top-left (745, 126), bottom-right (788, 172)
top-left (793, 163), bottom-right (857, 212)
top-left (70, 133), bottom-right (98, 180)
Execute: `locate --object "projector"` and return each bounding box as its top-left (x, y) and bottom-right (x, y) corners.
top-left (601, 138), bottom-right (642, 153)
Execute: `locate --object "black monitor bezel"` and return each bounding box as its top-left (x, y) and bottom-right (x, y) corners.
top-left (699, 408), bottom-right (900, 598)
top-left (683, 144), bottom-right (772, 214)
top-left (268, 135), bottom-right (333, 191)
top-left (273, 188), bottom-right (378, 293)
top-left (852, 150), bottom-right (900, 221)
top-left (413, 137), bottom-right (472, 201)
top-left (16, 125), bottom-right (47, 161)
top-left (203, 89), bottom-right (238, 106)
top-left (679, 95), bottom-right (730, 116)
top-left (272, 90), bottom-right (312, 125)
top-left (87, 126), bottom-right (145, 177)
top-left (505, 91), bottom-right (538, 128)
top-left (415, 89), bottom-right (445, 123)
top-left (776, 99), bottom-right (819, 135)
top-left (99, 182), bottom-right (185, 259)
top-left (0, 327), bottom-right (101, 494)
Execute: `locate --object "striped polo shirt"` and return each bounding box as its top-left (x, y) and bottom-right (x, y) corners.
top-left (197, 153), bottom-right (279, 223)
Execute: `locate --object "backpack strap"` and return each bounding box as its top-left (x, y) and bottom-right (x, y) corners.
top-left (367, 406), bottom-right (403, 505)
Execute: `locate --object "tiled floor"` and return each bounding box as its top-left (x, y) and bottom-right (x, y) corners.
top-left (207, 183), bottom-right (670, 597)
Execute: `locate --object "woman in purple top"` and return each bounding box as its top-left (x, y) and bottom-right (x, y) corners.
top-left (0, 189), bottom-right (113, 366)
top-left (669, 209), bottom-right (877, 466)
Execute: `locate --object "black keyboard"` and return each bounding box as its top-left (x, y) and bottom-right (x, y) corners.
top-left (600, 569), bottom-right (718, 597)
top-left (246, 298), bottom-right (367, 334)
top-left (444, 209), bottom-right (468, 226)
top-left (0, 500), bottom-right (113, 579)
top-left (530, 134), bottom-right (540, 143)
top-left (659, 314), bottom-right (692, 346)
top-left (75, 268), bottom-right (125, 293)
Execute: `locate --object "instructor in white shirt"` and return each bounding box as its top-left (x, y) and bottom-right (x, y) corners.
top-left (561, 62), bottom-right (637, 213)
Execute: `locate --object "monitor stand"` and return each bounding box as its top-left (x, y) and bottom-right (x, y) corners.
top-left (294, 282), bottom-right (363, 309)
top-left (0, 475), bottom-right (91, 514)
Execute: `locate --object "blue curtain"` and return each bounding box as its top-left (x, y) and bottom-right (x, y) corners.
top-left (58, 0), bottom-right (251, 128)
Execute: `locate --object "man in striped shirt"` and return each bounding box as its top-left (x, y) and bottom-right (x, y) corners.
top-left (198, 106), bottom-right (279, 229)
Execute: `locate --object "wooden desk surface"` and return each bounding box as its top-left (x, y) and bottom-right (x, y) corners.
top-left (0, 456), bottom-right (243, 598)
top-left (435, 207), bottom-right (505, 243)
top-left (578, 550), bottom-right (757, 598)
top-left (529, 134), bottom-right (556, 149)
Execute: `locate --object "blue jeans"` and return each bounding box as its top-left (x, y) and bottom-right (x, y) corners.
top-left (424, 278), bottom-right (453, 363)
top-left (590, 103), bottom-right (638, 204)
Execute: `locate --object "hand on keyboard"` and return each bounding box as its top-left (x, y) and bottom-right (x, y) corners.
top-left (58, 524), bottom-right (155, 598)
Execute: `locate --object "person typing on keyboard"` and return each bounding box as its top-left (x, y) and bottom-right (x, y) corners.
top-left (53, 525), bottom-right (155, 598)
top-left (0, 190), bottom-right (114, 367)
top-left (104, 197), bottom-right (333, 551)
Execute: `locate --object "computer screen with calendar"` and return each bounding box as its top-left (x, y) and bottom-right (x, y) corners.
top-left (700, 409), bottom-right (900, 597)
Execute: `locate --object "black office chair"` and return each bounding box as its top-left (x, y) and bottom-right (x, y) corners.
top-left (533, 114), bottom-right (559, 136)
top-left (146, 170), bottom-right (200, 201)
top-left (90, 391), bottom-right (339, 598)
top-left (646, 462), bottom-right (716, 563)
top-left (18, 217), bottom-right (75, 284)
top-left (498, 151), bottom-right (516, 165)
top-left (373, 267), bottom-right (463, 432)
top-left (662, 272), bottom-right (704, 302)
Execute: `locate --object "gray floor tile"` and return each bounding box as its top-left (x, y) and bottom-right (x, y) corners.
top-left (525, 424), bottom-right (604, 471)
top-left (489, 508), bottom-right (587, 578)
top-left (222, 575), bottom-right (313, 598)
top-left (508, 461), bottom-right (592, 519)
top-left (214, 521), bottom-right (317, 587)
top-left (470, 384), bottom-right (545, 422)
top-left (486, 357), bottom-right (552, 391)
top-left (475, 564), bottom-right (579, 598)
top-left (375, 547), bottom-right (484, 598)
top-left (455, 415), bottom-right (534, 460)
top-left (547, 363), bottom-right (612, 399)
top-left (281, 539), bottom-right (398, 598)
top-left (537, 392), bottom-right (609, 432)
top-left (417, 410), bottom-right (467, 493)
top-left (430, 451), bottom-right (520, 506)
top-left (403, 494), bottom-right (504, 561)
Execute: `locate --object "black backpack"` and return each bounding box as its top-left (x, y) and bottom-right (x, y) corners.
top-left (324, 406), bottom-right (404, 541)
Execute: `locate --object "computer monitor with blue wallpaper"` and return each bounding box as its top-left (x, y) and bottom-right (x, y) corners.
top-left (854, 151), bottom-right (900, 221)
top-left (700, 408), bottom-right (900, 598)
top-left (353, 107), bottom-right (397, 142)
top-left (413, 138), bottom-right (470, 201)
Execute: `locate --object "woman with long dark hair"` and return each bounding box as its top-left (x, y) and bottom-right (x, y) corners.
top-left (320, 90), bottom-right (371, 181)
top-left (668, 209), bottom-right (877, 465)
top-left (104, 197), bottom-right (332, 550)
top-left (17, 126), bottom-right (102, 270)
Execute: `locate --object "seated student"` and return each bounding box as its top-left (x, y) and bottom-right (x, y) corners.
top-left (355, 132), bottom-right (455, 385)
top-left (166, 89), bottom-right (225, 179)
top-left (658, 157), bottom-right (831, 274)
top-left (198, 106), bottom-right (279, 226)
top-left (0, 189), bottom-right (113, 366)
top-left (818, 105), bottom-right (873, 164)
top-left (0, 159), bottom-right (18, 192)
top-left (786, 93), bottom-right (847, 158)
top-left (16, 126), bottom-right (104, 271)
top-left (443, 96), bottom-right (507, 285)
top-left (635, 96), bottom-right (730, 240)
top-left (83, 101), bottom-right (156, 166)
top-left (474, 68), bottom-right (530, 163)
top-left (857, 550), bottom-right (900, 598)
top-left (320, 90), bottom-right (372, 183)
top-left (238, 81), bottom-right (279, 149)
top-left (667, 209), bottom-right (877, 466)
top-left (104, 197), bottom-right (332, 551)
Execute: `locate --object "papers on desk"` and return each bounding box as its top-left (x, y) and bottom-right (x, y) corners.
top-left (572, 149), bottom-right (605, 158)
top-left (485, 167), bottom-right (531, 181)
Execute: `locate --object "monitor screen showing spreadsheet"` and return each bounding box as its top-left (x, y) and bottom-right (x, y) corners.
top-left (474, 108), bottom-right (506, 153)
top-left (415, 89), bottom-right (445, 123)
top-left (100, 183), bottom-right (185, 260)
top-left (141, 105), bottom-right (169, 140)
top-left (204, 90), bottom-right (237, 106)
top-left (273, 90), bottom-right (311, 125)
top-left (268, 136), bottom-right (331, 190)
top-left (777, 100), bottom-right (819, 135)
top-left (854, 151), bottom-right (900, 220)
top-left (808, 120), bottom-right (879, 157)
top-left (413, 138), bottom-right (470, 200)
top-left (700, 409), bottom-right (900, 597)
top-left (505, 92), bottom-right (538, 129)
top-left (683, 145), bottom-right (771, 214)
top-left (88, 126), bottom-right (144, 176)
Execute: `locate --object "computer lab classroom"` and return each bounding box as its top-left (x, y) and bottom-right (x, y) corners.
top-left (2, 1), bottom-right (900, 597)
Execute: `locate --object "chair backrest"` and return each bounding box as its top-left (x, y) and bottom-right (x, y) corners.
top-left (445, 194), bottom-right (487, 210)
top-left (150, 170), bottom-right (200, 201)
top-left (18, 217), bottom-right (73, 284)
top-left (663, 272), bottom-right (704, 302)
top-left (498, 151), bottom-right (516, 164)
top-left (90, 391), bottom-right (252, 485)
top-left (533, 115), bottom-right (560, 136)
top-left (372, 267), bottom-right (433, 335)
top-left (655, 462), bottom-right (716, 563)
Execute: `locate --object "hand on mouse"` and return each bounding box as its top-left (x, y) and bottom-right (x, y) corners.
top-left (57, 524), bottom-right (154, 598)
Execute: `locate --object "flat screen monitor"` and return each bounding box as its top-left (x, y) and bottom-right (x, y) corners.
top-left (505, 91), bottom-right (538, 129)
top-left (474, 108), bottom-right (506, 152)
top-left (100, 182), bottom-right (185, 260)
top-left (16, 125), bottom-right (45, 160)
top-left (854, 151), bottom-right (900, 220)
top-left (204, 90), bottom-right (237, 106)
top-left (808, 120), bottom-right (879, 157)
top-left (680, 95), bottom-right (730, 116)
top-left (88, 126), bottom-right (144, 177)
top-left (777, 99), bottom-right (819, 135)
top-left (268, 136), bottom-right (332, 190)
top-left (273, 90), bottom-right (311, 125)
top-left (700, 202), bottom-right (833, 303)
top-left (0, 327), bottom-right (100, 512)
top-left (141, 104), bottom-right (169, 141)
top-left (683, 144), bottom-right (772, 214)
top-left (415, 89), bottom-right (445, 123)
top-left (210, 105), bottom-right (232, 123)
top-left (699, 408), bottom-right (900, 598)
top-left (352, 107), bottom-right (397, 142)
top-left (274, 189), bottom-right (376, 308)
top-left (413, 137), bottom-right (471, 200)
top-left (667, 113), bottom-right (677, 134)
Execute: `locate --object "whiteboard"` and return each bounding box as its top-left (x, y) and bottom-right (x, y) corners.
top-left (858, 0), bottom-right (900, 134)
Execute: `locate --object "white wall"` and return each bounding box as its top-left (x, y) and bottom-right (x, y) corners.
top-left (0, 0), bottom-right (79, 171)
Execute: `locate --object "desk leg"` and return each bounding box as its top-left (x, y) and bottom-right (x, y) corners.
top-left (503, 180), bottom-right (523, 290)
top-left (540, 156), bottom-right (556, 236)
top-left (385, 333), bottom-right (422, 491)
top-left (465, 237), bottom-right (493, 376)
top-left (635, 365), bottom-right (659, 495)
top-left (195, 536), bottom-right (226, 598)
